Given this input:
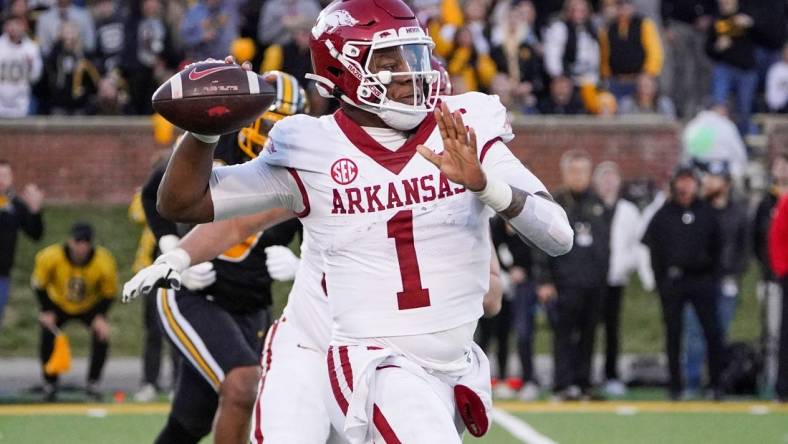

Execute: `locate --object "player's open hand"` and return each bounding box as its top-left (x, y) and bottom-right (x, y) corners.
top-left (417, 102), bottom-right (487, 192)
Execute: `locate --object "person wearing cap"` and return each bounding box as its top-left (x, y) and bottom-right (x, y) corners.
top-left (31, 222), bottom-right (118, 402)
top-left (642, 164), bottom-right (725, 400)
top-left (682, 159), bottom-right (750, 395)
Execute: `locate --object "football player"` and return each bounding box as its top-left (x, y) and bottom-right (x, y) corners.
top-left (134, 71), bottom-right (304, 444)
top-left (127, 1), bottom-right (573, 442)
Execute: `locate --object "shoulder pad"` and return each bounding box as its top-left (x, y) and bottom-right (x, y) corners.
top-left (262, 114), bottom-right (327, 173)
top-left (441, 92), bottom-right (514, 149)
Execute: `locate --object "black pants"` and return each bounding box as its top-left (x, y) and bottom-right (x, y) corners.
top-left (477, 298), bottom-right (512, 379)
top-left (143, 289), bottom-right (180, 389)
top-left (513, 281), bottom-right (538, 383)
top-left (658, 276), bottom-right (724, 395)
top-left (156, 289), bottom-right (269, 440)
top-left (603, 285), bottom-right (624, 380)
top-left (40, 307), bottom-right (108, 385)
top-left (547, 285), bottom-right (604, 391)
top-left (777, 277), bottom-right (788, 399)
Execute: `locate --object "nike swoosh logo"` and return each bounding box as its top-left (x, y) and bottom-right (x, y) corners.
top-left (188, 65), bottom-right (236, 81)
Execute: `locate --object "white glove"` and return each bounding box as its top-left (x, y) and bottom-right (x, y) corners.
top-left (180, 262), bottom-right (217, 290)
top-left (158, 234), bottom-right (180, 254)
top-left (123, 248), bottom-right (191, 303)
top-left (264, 246), bottom-right (300, 281)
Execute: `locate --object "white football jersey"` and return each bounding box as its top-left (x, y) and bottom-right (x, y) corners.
top-left (280, 230), bottom-right (332, 351)
top-left (264, 92), bottom-right (513, 338)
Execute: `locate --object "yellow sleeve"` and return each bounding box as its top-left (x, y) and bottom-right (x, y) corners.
top-left (477, 54), bottom-right (498, 90)
top-left (579, 82), bottom-right (601, 114)
top-left (128, 191), bottom-right (145, 224)
top-left (99, 251), bottom-right (119, 299)
top-left (260, 44), bottom-right (283, 74)
top-left (132, 228), bottom-right (156, 273)
top-left (598, 28), bottom-right (611, 79)
top-left (441, 0), bottom-right (463, 27)
top-left (31, 249), bottom-right (52, 290)
top-left (448, 47), bottom-right (471, 76)
top-left (430, 21), bottom-right (454, 58)
top-left (641, 19), bottom-right (664, 76)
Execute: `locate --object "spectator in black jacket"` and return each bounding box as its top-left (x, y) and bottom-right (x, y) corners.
top-left (642, 164), bottom-right (725, 400)
top-left (706, 0), bottom-right (758, 135)
top-left (683, 160), bottom-right (749, 395)
top-left (753, 152), bottom-right (788, 391)
top-left (0, 159), bottom-right (44, 327)
top-left (661, 0), bottom-right (716, 118)
top-left (534, 149), bottom-right (610, 400)
top-left (487, 216), bottom-right (540, 400)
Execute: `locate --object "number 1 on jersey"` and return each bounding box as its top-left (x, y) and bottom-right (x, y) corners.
top-left (387, 210), bottom-right (431, 310)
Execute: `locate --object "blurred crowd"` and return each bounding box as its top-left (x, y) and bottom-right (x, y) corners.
top-left (0, 0), bottom-right (785, 133)
top-left (481, 151), bottom-right (788, 402)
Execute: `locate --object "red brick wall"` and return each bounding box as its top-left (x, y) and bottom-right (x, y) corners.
top-left (0, 116), bottom-right (680, 204)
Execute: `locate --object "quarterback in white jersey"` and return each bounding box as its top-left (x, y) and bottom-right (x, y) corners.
top-left (139, 1), bottom-right (573, 442)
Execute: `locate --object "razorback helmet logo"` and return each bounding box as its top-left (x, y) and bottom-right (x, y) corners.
top-left (312, 9), bottom-right (359, 38)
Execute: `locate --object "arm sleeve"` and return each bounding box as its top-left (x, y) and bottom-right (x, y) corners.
top-left (29, 43), bottom-right (43, 83)
top-left (641, 19), bottom-right (664, 76)
top-left (141, 166), bottom-right (179, 240)
top-left (543, 22), bottom-right (566, 78)
top-left (100, 254), bottom-right (118, 299)
top-left (14, 198), bottom-right (44, 240)
top-left (36, 288), bottom-right (56, 311)
top-left (209, 157), bottom-right (304, 221)
top-left (766, 66), bottom-right (783, 111)
top-left (598, 27), bottom-right (611, 79)
top-left (481, 142), bottom-right (574, 257)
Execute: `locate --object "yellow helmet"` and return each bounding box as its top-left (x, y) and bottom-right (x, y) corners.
top-left (238, 71), bottom-right (308, 159)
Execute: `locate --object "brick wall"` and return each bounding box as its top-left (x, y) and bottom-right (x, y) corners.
top-left (0, 115), bottom-right (680, 204)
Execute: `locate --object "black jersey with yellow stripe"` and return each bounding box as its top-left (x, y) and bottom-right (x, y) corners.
top-left (142, 133), bottom-right (301, 314)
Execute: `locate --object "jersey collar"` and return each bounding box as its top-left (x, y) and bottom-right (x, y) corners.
top-left (333, 107), bottom-right (437, 175)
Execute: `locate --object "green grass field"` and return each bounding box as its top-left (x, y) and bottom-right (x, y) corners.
top-left (0, 204), bottom-right (764, 358)
top-left (1, 402), bottom-right (786, 444)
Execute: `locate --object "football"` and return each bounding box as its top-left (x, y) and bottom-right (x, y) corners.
top-left (152, 62), bottom-right (277, 136)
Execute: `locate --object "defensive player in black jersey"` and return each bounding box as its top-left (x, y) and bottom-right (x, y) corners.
top-left (138, 72), bottom-right (305, 444)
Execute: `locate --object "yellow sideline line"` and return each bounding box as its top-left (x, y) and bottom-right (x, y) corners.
top-left (495, 401), bottom-right (788, 414)
top-left (1, 401), bottom-right (787, 417)
top-left (0, 403), bottom-right (171, 416)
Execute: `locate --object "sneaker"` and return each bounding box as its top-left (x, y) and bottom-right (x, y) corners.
top-left (518, 382), bottom-right (541, 401)
top-left (551, 385), bottom-right (582, 402)
top-left (43, 383), bottom-right (57, 403)
top-left (86, 382), bottom-right (103, 402)
top-left (494, 383), bottom-right (516, 399)
top-left (133, 383), bottom-right (158, 402)
top-left (603, 379), bottom-right (628, 397)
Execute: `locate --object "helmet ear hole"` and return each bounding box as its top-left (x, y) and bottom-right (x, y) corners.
top-left (327, 66), bottom-right (343, 79)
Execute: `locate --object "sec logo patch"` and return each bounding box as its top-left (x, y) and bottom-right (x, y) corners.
top-left (331, 158), bottom-right (358, 185)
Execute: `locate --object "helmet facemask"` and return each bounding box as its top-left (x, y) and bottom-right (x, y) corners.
top-left (311, 27), bottom-right (440, 131)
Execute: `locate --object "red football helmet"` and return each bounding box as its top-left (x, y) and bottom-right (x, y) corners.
top-left (307, 0), bottom-right (440, 130)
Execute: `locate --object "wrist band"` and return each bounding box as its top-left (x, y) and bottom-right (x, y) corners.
top-left (155, 248), bottom-right (192, 273)
top-left (189, 132), bottom-right (220, 144)
top-left (472, 178), bottom-right (512, 213)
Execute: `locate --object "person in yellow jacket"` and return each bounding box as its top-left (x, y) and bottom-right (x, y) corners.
top-left (32, 222), bottom-right (117, 402)
top-left (598, 0), bottom-right (663, 99)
